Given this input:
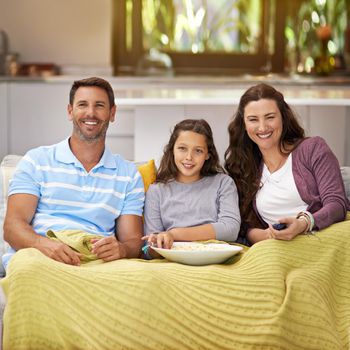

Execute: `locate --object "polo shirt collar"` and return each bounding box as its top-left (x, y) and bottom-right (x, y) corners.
top-left (55, 138), bottom-right (117, 170)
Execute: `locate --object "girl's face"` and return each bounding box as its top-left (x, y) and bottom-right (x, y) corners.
top-left (243, 99), bottom-right (283, 153)
top-left (173, 131), bottom-right (209, 183)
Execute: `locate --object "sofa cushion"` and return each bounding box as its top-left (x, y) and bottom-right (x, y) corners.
top-left (341, 167), bottom-right (350, 200)
top-left (135, 159), bottom-right (157, 192)
top-left (0, 155), bottom-right (23, 277)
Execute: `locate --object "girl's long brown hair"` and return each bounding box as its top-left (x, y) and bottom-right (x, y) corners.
top-left (224, 83), bottom-right (305, 231)
top-left (157, 119), bottom-right (223, 183)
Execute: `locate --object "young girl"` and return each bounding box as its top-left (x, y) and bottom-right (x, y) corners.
top-left (143, 119), bottom-right (240, 256)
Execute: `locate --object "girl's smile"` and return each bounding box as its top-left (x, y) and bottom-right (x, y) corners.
top-left (173, 131), bottom-right (209, 183)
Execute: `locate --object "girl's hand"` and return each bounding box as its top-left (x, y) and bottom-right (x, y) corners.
top-left (268, 216), bottom-right (308, 241)
top-left (142, 231), bottom-right (174, 249)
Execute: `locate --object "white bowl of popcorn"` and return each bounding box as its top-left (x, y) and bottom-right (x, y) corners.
top-left (151, 242), bottom-right (243, 266)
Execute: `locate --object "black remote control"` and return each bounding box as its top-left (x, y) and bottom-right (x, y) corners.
top-left (272, 223), bottom-right (287, 230)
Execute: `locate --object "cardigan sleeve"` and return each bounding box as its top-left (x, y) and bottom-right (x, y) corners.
top-left (295, 137), bottom-right (350, 230)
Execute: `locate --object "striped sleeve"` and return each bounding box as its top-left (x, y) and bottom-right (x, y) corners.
top-left (120, 165), bottom-right (145, 216)
top-left (8, 152), bottom-right (42, 198)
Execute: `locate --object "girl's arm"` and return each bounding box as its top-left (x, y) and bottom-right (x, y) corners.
top-left (211, 175), bottom-right (241, 241)
top-left (143, 225), bottom-right (216, 250)
top-left (158, 175), bottom-right (241, 246)
top-left (169, 175), bottom-right (241, 242)
top-left (143, 184), bottom-right (166, 257)
top-left (143, 185), bottom-right (165, 235)
top-left (168, 224), bottom-right (216, 241)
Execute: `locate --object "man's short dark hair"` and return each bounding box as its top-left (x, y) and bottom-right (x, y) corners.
top-left (69, 77), bottom-right (115, 108)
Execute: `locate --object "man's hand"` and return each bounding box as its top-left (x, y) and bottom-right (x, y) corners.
top-left (91, 236), bottom-right (126, 261)
top-left (36, 237), bottom-right (82, 266)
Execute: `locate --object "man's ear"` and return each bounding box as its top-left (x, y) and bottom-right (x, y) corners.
top-left (110, 105), bottom-right (117, 123)
top-left (67, 104), bottom-right (73, 121)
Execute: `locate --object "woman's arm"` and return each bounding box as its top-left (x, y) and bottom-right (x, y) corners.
top-left (297, 137), bottom-right (349, 229)
top-left (247, 228), bottom-right (271, 243)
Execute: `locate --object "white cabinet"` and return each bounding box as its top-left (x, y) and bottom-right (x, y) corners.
top-left (2, 82), bottom-right (135, 159)
top-left (8, 82), bottom-right (71, 155)
top-left (106, 106), bottom-right (134, 160)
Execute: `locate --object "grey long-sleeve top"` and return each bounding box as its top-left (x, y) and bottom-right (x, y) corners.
top-left (144, 173), bottom-right (241, 242)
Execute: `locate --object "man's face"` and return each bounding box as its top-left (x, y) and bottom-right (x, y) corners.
top-left (67, 86), bottom-right (116, 143)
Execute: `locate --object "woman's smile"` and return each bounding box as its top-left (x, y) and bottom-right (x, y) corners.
top-left (244, 99), bottom-right (283, 153)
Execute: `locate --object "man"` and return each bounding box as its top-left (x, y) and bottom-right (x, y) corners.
top-left (2, 77), bottom-right (144, 268)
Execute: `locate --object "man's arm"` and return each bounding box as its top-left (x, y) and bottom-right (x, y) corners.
top-left (91, 214), bottom-right (143, 260)
top-left (4, 194), bottom-right (81, 265)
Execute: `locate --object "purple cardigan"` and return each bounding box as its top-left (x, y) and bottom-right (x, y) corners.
top-left (254, 136), bottom-right (350, 230)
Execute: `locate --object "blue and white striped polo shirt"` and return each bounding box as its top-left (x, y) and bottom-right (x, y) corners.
top-left (2, 138), bottom-right (145, 268)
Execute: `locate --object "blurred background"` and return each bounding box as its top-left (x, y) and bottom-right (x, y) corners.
top-left (1, 0), bottom-right (350, 165)
top-left (1, 0), bottom-right (350, 77)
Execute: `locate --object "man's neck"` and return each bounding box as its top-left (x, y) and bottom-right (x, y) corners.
top-left (69, 136), bottom-right (106, 172)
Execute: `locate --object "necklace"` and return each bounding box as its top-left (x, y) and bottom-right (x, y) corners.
top-left (259, 154), bottom-right (290, 188)
top-left (264, 154), bottom-right (288, 174)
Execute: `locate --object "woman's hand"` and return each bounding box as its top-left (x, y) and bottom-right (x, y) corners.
top-left (247, 216), bottom-right (309, 243)
top-left (142, 231), bottom-right (174, 249)
top-left (267, 216), bottom-right (308, 241)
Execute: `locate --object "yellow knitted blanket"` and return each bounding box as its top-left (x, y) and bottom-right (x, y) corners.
top-left (2, 219), bottom-right (350, 350)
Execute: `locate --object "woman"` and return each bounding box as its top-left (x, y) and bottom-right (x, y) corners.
top-left (224, 83), bottom-right (350, 244)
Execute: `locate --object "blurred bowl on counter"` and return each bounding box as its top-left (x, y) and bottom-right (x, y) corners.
top-left (19, 63), bottom-right (60, 77)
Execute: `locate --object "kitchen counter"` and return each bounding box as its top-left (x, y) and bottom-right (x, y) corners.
top-left (114, 86), bottom-right (350, 106)
top-left (1, 73), bottom-right (350, 87)
top-left (2, 74), bottom-right (350, 106)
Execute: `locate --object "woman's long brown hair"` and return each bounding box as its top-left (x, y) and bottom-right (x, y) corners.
top-left (157, 119), bottom-right (223, 183)
top-left (224, 83), bottom-right (305, 231)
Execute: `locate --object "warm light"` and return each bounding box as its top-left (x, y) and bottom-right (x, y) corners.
top-left (311, 11), bottom-right (320, 24)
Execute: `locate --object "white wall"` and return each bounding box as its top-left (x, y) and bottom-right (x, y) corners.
top-left (0, 0), bottom-right (113, 73)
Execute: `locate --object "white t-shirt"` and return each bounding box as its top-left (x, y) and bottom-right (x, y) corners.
top-left (256, 154), bottom-right (308, 225)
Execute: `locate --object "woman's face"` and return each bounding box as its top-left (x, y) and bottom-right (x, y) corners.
top-left (243, 99), bottom-right (283, 153)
